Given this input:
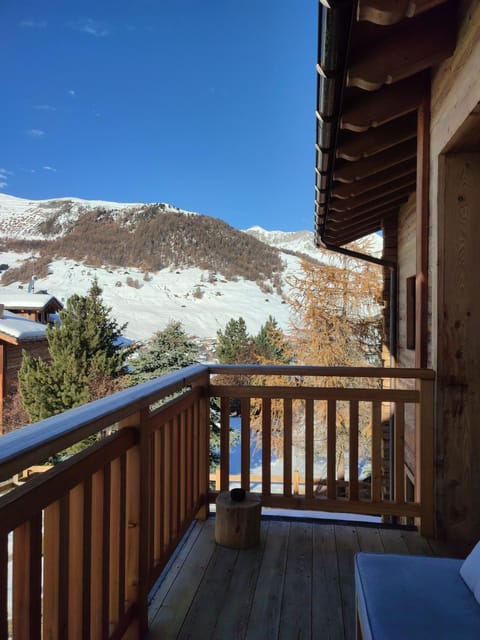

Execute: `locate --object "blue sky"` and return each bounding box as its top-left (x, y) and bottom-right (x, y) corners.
top-left (2, 1), bottom-right (317, 231)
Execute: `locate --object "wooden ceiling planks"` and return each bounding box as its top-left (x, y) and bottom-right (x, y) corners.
top-left (341, 74), bottom-right (426, 132)
top-left (348, 4), bottom-right (456, 91)
top-left (337, 113), bottom-right (417, 161)
top-left (330, 176), bottom-right (416, 212)
top-left (333, 139), bottom-right (417, 183)
top-left (331, 162), bottom-right (417, 200)
top-left (357, 0), bottom-right (449, 26)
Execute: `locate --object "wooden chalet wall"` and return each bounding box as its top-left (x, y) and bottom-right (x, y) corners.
top-left (395, 193), bottom-right (417, 475)
top-left (428, 0), bottom-right (480, 541)
top-left (0, 340), bottom-right (50, 428)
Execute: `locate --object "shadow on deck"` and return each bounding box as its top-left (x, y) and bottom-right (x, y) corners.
top-left (148, 517), bottom-right (461, 640)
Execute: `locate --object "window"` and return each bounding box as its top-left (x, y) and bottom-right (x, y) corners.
top-left (406, 275), bottom-right (416, 350)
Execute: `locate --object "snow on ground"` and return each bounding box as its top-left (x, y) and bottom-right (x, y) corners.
top-left (3, 258), bottom-right (295, 342)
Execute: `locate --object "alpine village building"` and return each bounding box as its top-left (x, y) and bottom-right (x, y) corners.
top-left (0, 1), bottom-right (480, 638)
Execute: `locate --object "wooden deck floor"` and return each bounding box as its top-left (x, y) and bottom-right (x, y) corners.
top-left (148, 517), bottom-right (457, 640)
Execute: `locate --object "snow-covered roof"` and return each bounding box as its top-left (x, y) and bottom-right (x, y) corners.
top-left (0, 290), bottom-right (63, 311)
top-left (0, 310), bottom-right (47, 343)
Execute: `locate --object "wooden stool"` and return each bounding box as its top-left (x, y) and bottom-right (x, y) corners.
top-left (215, 491), bottom-right (261, 549)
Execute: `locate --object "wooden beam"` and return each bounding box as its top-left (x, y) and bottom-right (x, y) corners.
top-left (341, 74), bottom-right (426, 132)
top-left (330, 176), bottom-right (416, 212)
top-left (329, 197), bottom-right (409, 226)
top-left (324, 220), bottom-right (386, 246)
top-left (416, 92), bottom-right (430, 368)
top-left (334, 139), bottom-right (417, 183)
top-left (331, 161), bottom-right (416, 199)
top-left (337, 113), bottom-right (417, 161)
top-left (349, 5), bottom-right (455, 91)
top-left (357, 0), bottom-right (448, 26)
top-left (328, 205), bottom-right (400, 229)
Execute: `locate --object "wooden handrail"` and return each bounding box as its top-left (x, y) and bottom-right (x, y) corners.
top-left (0, 364), bottom-right (208, 482)
top-left (209, 364), bottom-right (435, 379)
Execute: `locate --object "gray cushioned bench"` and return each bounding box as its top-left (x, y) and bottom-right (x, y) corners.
top-left (355, 553), bottom-right (480, 639)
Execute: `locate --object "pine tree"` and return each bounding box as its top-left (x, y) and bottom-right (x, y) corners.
top-left (19, 279), bottom-right (126, 422)
top-left (216, 317), bottom-right (253, 364)
top-left (255, 315), bottom-right (290, 364)
top-left (128, 321), bottom-right (199, 384)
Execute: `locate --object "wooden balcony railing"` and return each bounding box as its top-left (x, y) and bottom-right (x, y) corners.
top-left (0, 364), bottom-right (434, 639)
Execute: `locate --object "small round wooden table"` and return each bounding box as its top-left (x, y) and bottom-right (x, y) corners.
top-left (215, 491), bottom-right (261, 549)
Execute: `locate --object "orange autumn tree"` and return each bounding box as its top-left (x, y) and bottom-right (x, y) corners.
top-left (287, 237), bottom-right (383, 484)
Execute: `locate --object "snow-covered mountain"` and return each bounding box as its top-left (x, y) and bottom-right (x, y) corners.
top-left (0, 194), bottom-right (382, 342)
top-left (0, 193), bottom-right (196, 239)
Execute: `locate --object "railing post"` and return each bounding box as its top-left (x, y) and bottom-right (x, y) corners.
top-left (194, 373), bottom-right (210, 520)
top-left (416, 377), bottom-right (435, 538)
top-left (118, 410), bottom-right (148, 639)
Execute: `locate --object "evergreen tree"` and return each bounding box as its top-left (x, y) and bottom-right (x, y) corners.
top-left (128, 321), bottom-right (227, 467)
top-left (128, 321), bottom-right (199, 384)
top-left (216, 317), bottom-right (253, 364)
top-left (19, 279), bottom-right (126, 422)
top-left (255, 315), bottom-right (290, 363)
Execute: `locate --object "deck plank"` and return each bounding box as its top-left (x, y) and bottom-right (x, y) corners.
top-left (312, 523), bottom-right (344, 640)
top-left (149, 519), bottom-right (216, 639)
top-left (245, 521), bottom-right (290, 640)
top-left (378, 527), bottom-right (410, 554)
top-left (178, 544), bottom-right (239, 639)
top-left (148, 518), bottom-right (437, 640)
top-left (212, 522), bottom-right (269, 640)
top-left (279, 522), bottom-right (313, 640)
top-left (334, 525), bottom-right (360, 640)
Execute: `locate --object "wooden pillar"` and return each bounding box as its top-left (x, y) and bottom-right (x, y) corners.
top-left (0, 344), bottom-right (5, 431)
top-left (436, 153), bottom-right (480, 542)
top-left (416, 90), bottom-right (430, 369)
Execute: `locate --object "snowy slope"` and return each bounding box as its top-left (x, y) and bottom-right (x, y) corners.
top-left (0, 260), bottom-right (292, 342)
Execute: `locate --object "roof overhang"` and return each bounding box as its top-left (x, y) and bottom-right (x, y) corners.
top-left (314, 0), bottom-right (457, 247)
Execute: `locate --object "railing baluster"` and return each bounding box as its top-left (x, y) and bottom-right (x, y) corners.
top-left (43, 500), bottom-right (60, 639)
top-left (152, 430), bottom-right (161, 563)
top-left (327, 399), bottom-right (337, 500)
top-left (305, 399), bottom-right (314, 499)
top-left (12, 513), bottom-right (42, 640)
top-left (262, 398), bottom-right (272, 496)
top-left (90, 471), bottom-right (104, 640)
top-left (372, 401), bottom-right (382, 502)
top-left (283, 398), bottom-right (293, 497)
top-left (349, 400), bottom-right (359, 501)
top-left (171, 416), bottom-right (179, 537)
top-left (186, 406), bottom-right (193, 513)
top-left (220, 397), bottom-right (230, 491)
top-left (193, 400), bottom-right (199, 503)
top-left (118, 455), bottom-right (127, 619)
top-left (68, 485), bottom-right (84, 640)
top-left (82, 478), bottom-right (92, 639)
top-left (102, 465), bottom-right (111, 639)
top-left (0, 533), bottom-right (7, 640)
top-left (163, 421), bottom-right (172, 547)
top-left (394, 402), bottom-right (405, 504)
top-left (179, 411), bottom-right (187, 522)
top-left (241, 398), bottom-right (251, 491)
top-left (109, 459), bottom-right (121, 631)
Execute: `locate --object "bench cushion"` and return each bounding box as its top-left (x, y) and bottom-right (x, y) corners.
top-left (355, 553), bottom-right (480, 640)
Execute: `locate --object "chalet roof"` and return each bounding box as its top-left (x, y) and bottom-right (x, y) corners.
top-left (314, 0), bottom-right (457, 247)
top-left (0, 309), bottom-right (47, 344)
top-left (0, 290), bottom-right (63, 311)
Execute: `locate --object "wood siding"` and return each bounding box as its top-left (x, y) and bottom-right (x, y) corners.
top-left (427, 0), bottom-right (480, 541)
top-left (4, 342), bottom-right (50, 395)
top-left (396, 193), bottom-right (417, 474)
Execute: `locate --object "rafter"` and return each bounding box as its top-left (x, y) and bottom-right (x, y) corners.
top-left (341, 74), bottom-right (425, 133)
top-left (357, 0), bottom-right (448, 26)
top-left (331, 161), bottom-right (416, 199)
top-left (348, 5), bottom-right (455, 91)
top-left (330, 178), bottom-right (415, 212)
top-left (334, 139), bottom-right (416, 183)
top-left (337, 113), bottom-right (417, 161)
top-left (328, 197), bottom-right (409, 226)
